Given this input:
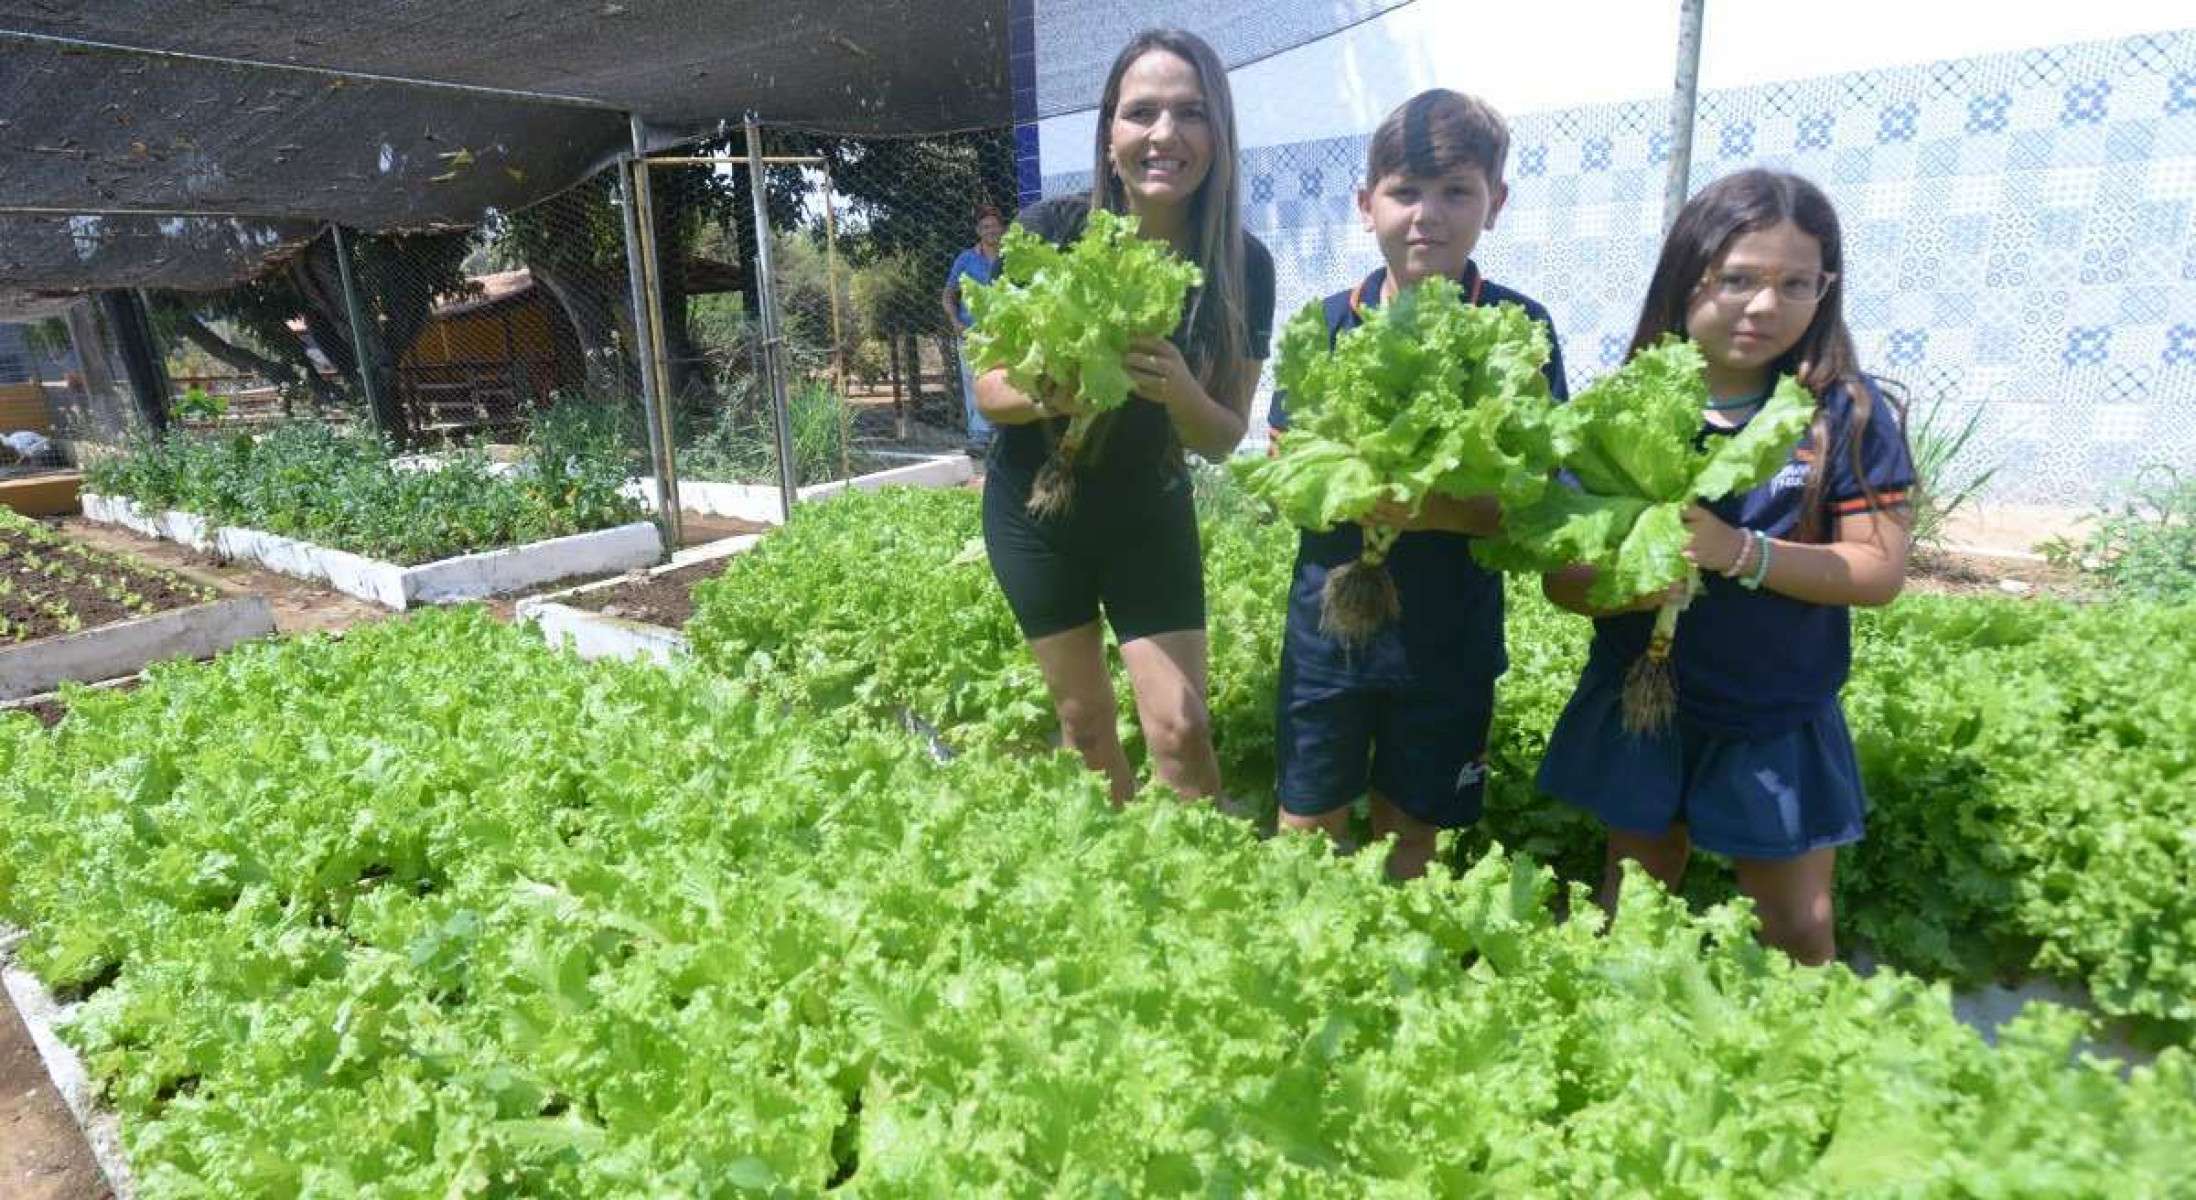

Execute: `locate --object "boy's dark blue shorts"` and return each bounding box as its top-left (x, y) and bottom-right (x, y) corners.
top-left (1275, 667), bottom-right (1495, 829)
top-left (1536, 669), bottom-right (1866, 861)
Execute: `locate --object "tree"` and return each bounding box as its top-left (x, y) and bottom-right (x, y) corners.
top-left (493, 149), bottom-right (807, 409)
top-left (150, 228), bottom-right (474, 446)
top-left (776, 129), bottom-right (1018, 416)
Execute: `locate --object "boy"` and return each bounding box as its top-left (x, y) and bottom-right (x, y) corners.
top-left (1268, 89), bottom-right (1567, 879)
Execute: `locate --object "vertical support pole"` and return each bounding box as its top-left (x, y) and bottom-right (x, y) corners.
top-left (330, 224), bottom-right (389, 439)
top-left (745, 113), bottom-right (800, 521)
top-left (1662, 0), bottom-right (1707, 232)
top-left (820, 166), bottom-right (852, 482)
top-left (62, 301), bottom-right (125, 439)
top-left (618, 120), bottom-right (682, 549)
top-left (101, 289), bottom-right (172, 435)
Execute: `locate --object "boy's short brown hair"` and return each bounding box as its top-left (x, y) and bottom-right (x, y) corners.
top-left (1365, 89), bottom-right (1510, 188)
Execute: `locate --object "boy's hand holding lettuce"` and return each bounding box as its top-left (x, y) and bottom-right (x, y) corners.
top-left (1473, 337), bottom-right (1815, 732)
top-left (964, 209), bottom-right (1202, 519)
top-left (1235, 276), bottom-right (1565, 642)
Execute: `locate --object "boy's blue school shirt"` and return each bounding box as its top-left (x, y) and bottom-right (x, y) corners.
top-left (1268, 263), bottom-right (1569, 689)
top-left (1584, 379), bottom-right (1915, 738)
top-left (945, 247), bottom-right (998, 328)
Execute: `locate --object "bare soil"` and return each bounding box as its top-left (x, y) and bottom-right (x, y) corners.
top-left (1906, 547), bottom-right (2090, 602)
top-left (563, 558), bottom-right (733, 630)
top-left (0, 981), bottom-right (110, 1200)
top-left (0, 526), bottom-right (214, 643)
top-left (56, 517), bottom-right (391, 638)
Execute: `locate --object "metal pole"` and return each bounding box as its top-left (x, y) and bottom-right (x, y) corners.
top-left (1662, 0), bottom-right (1707, 231)
top-left (821, 166), bottom-right (851, 482)
top-left (329, 224), bottom-right (388, 438)
top-left (630, 119), bottom-right (686, 539)
top-left (745, 113), bottom-right (800, 521)
top-left (619, 118), bottom-right (682, 548)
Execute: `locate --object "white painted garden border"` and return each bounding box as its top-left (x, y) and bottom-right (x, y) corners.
top-left (1, 927), bottom-right (135, 1199)
top-left (626, 452), bottom-right (973, 524)
top-left (80, 494), bottom-right (662, 611)
top-left (0, 594), bottom-right (275, 703)
top-left (515, 534), bottom-right (762, 665)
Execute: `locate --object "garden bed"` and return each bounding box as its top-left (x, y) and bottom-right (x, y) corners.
top-left (0, 930), bottom-right (131, 1198)
top-left (0, 514), bottom-right (275, 702)
top-left (0, 614), bottom-right (2188, 1196)
top-left (81, 493), bottom-right (662, 611)
top-left (516, 537), bottom-right (757, 664)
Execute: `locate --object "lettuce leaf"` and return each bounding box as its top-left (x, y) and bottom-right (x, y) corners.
top-left (963, 208), bottom-right (1202, 414)
top-left (1232, 277), bottom-right (1566, 531)
top-left (1473, 338), bottom-right (1815, 607)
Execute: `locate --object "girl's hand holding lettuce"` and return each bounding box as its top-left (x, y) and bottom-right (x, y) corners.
top-left (1473, 337), bottom-right (1815, 731)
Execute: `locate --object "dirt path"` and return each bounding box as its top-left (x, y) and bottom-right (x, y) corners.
top-left (0, 981), bottom-right (110, 1200)
top-left (55, 517), bottom-right (391, 637)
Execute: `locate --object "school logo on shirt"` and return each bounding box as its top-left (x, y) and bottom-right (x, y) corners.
top-left (1769, 461), bottom-right (1811, 492)
top-left (1454, 757), bottom-right (1488, 792)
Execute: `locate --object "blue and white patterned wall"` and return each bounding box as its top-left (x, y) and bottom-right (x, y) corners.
top-left (1045, 29), bottom-right (2196, 506)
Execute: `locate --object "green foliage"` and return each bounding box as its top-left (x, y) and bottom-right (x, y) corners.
top-left (2045, 464), bottom-right (2196, 602)
top-left (81, 421), bottom-right (640, 565)
top-left (688, 484), bottom-right (2196, 1042)
top-left (688, 473), bottom-right (1293, 786)
top-left (4, 610), bottom-right (2192, 1194)
top-left (964, 209), bottom-right (1202, 417)
top-left (1904, 390), bottom-right (1997, 555)
top-left (679, 378), bottom-right (858, 488)
top-left (849, 252), bottom-right (945, 341)
top-left (688, 487), bottom-right (1055, 754)
top-left (1475, 339), bottom-right (1815, 607)
top-left (1840, 597), bottom-right (2196, 1034)
top-left (172, 386), bottom-right (227, 423)
top-left (1234, 283), bottom-right (1565, 531)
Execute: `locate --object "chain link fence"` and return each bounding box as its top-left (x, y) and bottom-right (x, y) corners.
top-left (25, 120), bottom-right (1019, 539)
top-left (639, 125), bottom-right (1020, 492)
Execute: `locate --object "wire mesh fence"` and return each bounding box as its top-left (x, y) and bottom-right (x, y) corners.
top-left (18, 119), bottom-right (1021, 536)
top-left (637, 124), bottom-right (1020, 495)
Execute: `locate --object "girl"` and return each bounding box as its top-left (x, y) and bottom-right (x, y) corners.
top-left (1540, 169), bottom-right (1913, 964)
top-left (975, 28), bottom-right (1275, 803)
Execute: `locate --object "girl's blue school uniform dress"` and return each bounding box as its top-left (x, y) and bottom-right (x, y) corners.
top-left (1537, 380), bottom-right (1913, 860)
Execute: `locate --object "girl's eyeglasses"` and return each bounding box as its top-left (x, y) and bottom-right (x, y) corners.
top-left (1703, 268), bottom-right (1837, 306)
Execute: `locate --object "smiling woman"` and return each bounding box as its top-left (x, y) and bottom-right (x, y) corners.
top-left (973, 28), bottom-right (1276, 807)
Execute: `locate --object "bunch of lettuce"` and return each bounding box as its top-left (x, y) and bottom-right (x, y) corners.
top-left (965, 208), bottom-right (1202, 517)
top-left (1473, 337), bottom-right (1815, 729)
top-left (8, 610), bottom-right (2195, 1195)
top-left (1233, 276), bottom-right (1565, 641)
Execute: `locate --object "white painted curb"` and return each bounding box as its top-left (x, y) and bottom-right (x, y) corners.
top-left (0, 593), bottom-right (275, 703)
top-left (626, 454), bottom-right (973, 524)
top-left (82, 494), bottom-right (662, 611)
top-left (516, 534), bottom-right (765, 664)
top-left (1, 927), bottom-right (135, 1199)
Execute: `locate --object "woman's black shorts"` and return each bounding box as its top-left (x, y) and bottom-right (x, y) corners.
top-left (982, 468), bottom-right (1205, 643)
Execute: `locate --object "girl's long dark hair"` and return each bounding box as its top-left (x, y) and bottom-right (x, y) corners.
top-left (1629, 169), bottom-right (1908, 541)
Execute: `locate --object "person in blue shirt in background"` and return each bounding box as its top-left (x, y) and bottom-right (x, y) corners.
top-left (942, 205), bottom-right (1005, 457)
top-left (1269, 89), bottom-right (1567, 881)
top-left (1539, 169), bottom-right (1914, 965)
